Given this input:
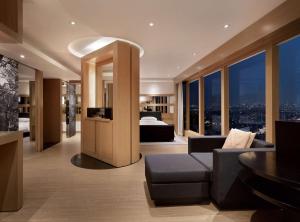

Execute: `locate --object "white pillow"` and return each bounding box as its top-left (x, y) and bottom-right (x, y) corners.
top-left (19, 118), bottom-right (29, 122)
top-left (246, 132), bottom-right (256, 148)
top-left (141, 116), bottom-right (157, 121)
top-left (222, 129), bottom-right (251, 149)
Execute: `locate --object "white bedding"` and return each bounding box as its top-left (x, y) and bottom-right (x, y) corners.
top-left (140, 119), bottom-right (168, 126)
top-left (19, 118), bottom-right (30, 132)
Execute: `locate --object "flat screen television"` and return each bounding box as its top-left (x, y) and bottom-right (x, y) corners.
top-left (275, 120), bottom-right (300, 162)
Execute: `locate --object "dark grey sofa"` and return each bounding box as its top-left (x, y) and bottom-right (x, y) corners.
top-left (145, 136), bottom-right (274, 208)
top-left (189, 136), bottom-right (274, 209)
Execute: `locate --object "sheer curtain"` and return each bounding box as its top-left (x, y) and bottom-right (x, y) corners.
top-left (177, 82), bottom-right (184, 136)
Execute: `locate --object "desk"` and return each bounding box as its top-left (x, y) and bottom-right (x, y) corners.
top-left (0, 131), bottom-right (23, 211)
top-left (239, 151), bottom-right (300, 214)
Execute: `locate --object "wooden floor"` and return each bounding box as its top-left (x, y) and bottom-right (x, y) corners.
top-left (0, 134), bottom-right (279, 222)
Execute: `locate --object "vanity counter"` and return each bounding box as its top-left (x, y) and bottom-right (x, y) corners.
top-left (0, 131), bottom-right (23, 211)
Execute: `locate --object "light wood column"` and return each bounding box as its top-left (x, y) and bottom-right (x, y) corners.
top-left (29, 81), bottom-right (35, 141)
top-left (265, 45), bottom-right (279, 143)
top-left (113, 42), bottom-right (131, 167)
top-left (199, 77), bottom-right (205, 135)
top-left (130, 46), bottom-right (140, 163)
top-left (221, 67), bottom-right (229, 135)
top-left (174, 83), bottom-right (178, 135)
top-left (35, 70), bottom-right (43, 152)
top-left (185, 82), bottom-right (190, 132)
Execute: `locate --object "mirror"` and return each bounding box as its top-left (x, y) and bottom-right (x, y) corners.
top-left (95, 62), bottom-right (113, 108)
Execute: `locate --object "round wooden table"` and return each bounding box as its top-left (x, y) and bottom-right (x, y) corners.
top-left (239, 151), bottom-right (300, 220)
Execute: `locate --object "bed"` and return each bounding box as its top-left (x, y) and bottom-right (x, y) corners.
top-left (19, 113), bottom-right (30, 137)
top-left (140, 112), bottom-right (175, 142)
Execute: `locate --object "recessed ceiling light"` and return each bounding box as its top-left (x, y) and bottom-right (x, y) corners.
top-left (20, 54), bottom-right (25, 59)
top-left (224, 24), bottom-right (230, 29)
top-left (193, 52), bottom-right (197, 56)
top-left (149, 22), bottom-right (154, 27)
top-left (70, 21), bottom-right (76, 25)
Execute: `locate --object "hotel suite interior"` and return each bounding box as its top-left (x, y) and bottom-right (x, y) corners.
top-left (0, 0), bottom-right (300, 221)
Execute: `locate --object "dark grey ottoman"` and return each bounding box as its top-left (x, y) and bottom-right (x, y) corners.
top-left (145, 154), bottom-right (211, 205)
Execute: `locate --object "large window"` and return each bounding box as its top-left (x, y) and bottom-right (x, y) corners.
top-left (189, 80), bottom-right (199, 132)
top-left (229, 52), bottom-right (266, 140)
top-left (279, 35), bottom-right (300, 120)
top-left (204, 71), bottom-right (221, 135)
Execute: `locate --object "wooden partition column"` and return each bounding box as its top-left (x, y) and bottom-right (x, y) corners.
top-left (81, 41), bottom-right (140, 167)
top-left (265, 45), bottom-right (279, 143)
top-left (184, 81), bottom-right (190, 135)
top-left (199, 77), bottom-right (205, 135)
top-left (43, 79), bottom-right (62, 149)
top-left (221, 67), bottom-right (229, 136)
top-left (34, 70), bottom-right (43, 152)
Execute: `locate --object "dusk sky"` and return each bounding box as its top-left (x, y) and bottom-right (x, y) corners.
top-left (204, 71), bottom-right (221, 109)
top-left (229, 52), bottom-right (266, 107)
top-left (279, 35), bottom-right (300, 106)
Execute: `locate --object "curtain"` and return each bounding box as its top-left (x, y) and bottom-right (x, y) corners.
top-left (177, 82), bottom-right (183, 136)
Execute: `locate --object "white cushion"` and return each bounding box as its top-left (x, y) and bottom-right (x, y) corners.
top-left (222, 129), bottom-right (251, 149)
top-left (246, 132), bottom-right (256, 148)
top-left (141, 116), bottom-right (157, 121)
top-left (19, 118), bottom-right (29, 122)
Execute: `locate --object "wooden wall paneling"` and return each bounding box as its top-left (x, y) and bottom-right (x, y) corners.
top-left (35, 70), bottom-right (43, 152)
top-left (130, 45), bottom-right (140, 163)
top-left (0, 0), bottom-right (22, 43)
top-left (265, 45), bottom-right (279, 143)
top-left (43, 79), bottom-right (62, 149)
top-left (221, 67), bottom-right (229, 135)
top-left (199, 77), bottom-right (205, 135)
top-left (81, 61), bottom-right (89, 152)
top-left (29, 81), bottom-right (35, 141)
top-left (96, 65), bottom-right (103, 107)
top-left (113, 42), bottom-right (131, 167)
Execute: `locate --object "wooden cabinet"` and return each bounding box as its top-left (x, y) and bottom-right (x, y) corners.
top-left (0, 132), bottom-right (23, 211)
top-left (96, 121), bottom-right (113, 163)
top-left (82, 120), bottom-right (96, 155)
top-left (82, 118), bottom-right (113, 164)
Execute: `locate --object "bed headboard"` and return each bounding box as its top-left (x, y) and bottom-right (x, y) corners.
top-left (140, 111), bottom-right (162, 121)
top-left (19, 113), bottom-right (30, 118)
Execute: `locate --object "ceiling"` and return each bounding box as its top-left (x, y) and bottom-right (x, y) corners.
top-left (1, 0), bottom-right (286, 80)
